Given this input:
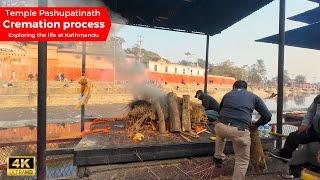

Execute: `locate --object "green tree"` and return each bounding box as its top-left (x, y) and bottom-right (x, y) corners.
top-left (197, 58), bottom-right (206, 68)
top-left (270, 70), bottom-right (291, 86)
top-left (295, 75), bottom-right (306, 84)
top-left (179, 60), bottom-right (194, 66)
top-left (284, 70), bottom-right (291, 85)
top-left (248, 64), bottom-right (262, 85)
top-left (126, 47), bottom-right (164, 65)
top-left (256, 59), bottom-right (267, 78)
top-left (247, 59), bottom-right (267, 86)
top-left (210, 60), bottom-right (247, 80)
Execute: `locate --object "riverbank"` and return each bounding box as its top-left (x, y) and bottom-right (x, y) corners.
top-left (0, 81), bottom-right (275, 108)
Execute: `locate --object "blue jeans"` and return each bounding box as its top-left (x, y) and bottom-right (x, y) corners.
top-left (206, 110), bottom-right (219, 122)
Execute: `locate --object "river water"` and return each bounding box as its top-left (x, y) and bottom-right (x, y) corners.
top-left (258, 93), bottom-right (317, 124)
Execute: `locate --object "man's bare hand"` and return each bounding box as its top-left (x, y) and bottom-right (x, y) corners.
top-left (249, 121), bottom-right (258, 131)
top-left (298, 125), bottom-right (309, 134)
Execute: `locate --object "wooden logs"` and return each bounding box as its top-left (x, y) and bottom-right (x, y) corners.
top-left (181, 95), bottom-right (191, 132)
top-left (167, 92), bottom-right (182, 132)
top-left (153, 100), bottom-right (166, 134)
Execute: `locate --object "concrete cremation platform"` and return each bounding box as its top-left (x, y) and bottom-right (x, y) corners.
top-left (73, 121), bottom-right (275, 167)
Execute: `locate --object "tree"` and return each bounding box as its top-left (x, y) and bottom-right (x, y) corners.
top-left (247, 59), bottom-right (267, 86)
top-left (197, 58), bottom-right (206, 68)
top-left (256, 59), bottom-right (267, 78)
top-left (295, 75), bottom-right (306, 84)
top-left (248, 64), bottom-right (262, 85)
top-left (178, 60), bottom-right (194, 66)
top-left (210, 60), bottom-right (247, 80)
top-left (270, 70), bottom-right (291, 86)
top-left (284, 70), bottom-right (291, 85)
top-left (126, 47), bottom-right (168, 65)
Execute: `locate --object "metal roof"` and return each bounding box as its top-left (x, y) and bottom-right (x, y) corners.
top-left (256, 23), bottom-right (320, 50)
top-left (103, 0), bottom-right (273, 35)
top-left (309, 0), bottom-right (320, 3)
top-left (288, 7), bottom-right (320, 24)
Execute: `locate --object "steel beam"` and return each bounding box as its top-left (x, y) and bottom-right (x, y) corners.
top-left (37, 41), bottom-right (47, 180)
top-left (81, 42), bottom-right (86, 131)
top-left (37, 1), bottom-right (47, 179)
top-left (204, 34), bottom-right (209, 93)
top-left (276, 0), bottom-right (286, 149)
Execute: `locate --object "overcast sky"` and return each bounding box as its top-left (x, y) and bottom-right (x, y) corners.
top-left (117, 0), bottom-right (320, 83)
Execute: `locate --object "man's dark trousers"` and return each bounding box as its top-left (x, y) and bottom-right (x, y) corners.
top-left (281, 127), bottom-right (319, 158)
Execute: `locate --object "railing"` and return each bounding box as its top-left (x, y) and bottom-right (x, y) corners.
top-left (0, 138), bottom-right (80, 179)
top-left (0, 122), bottom-right (300, 179)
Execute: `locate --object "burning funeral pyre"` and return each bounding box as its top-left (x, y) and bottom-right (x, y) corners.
top-left (126, 92), bottom-right (208, 138)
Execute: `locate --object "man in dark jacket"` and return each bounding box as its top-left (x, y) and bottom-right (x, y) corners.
top-left (270, 95), bottom-right (320, 162)
top-left (195, 90), bottom-right (219, 121)
top-left (214, 80), bottom-right (272, 180)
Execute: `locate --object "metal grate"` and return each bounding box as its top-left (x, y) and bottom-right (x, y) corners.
top-left (282, 124), bottom-right (298, 136)
top-left (0, 138), bottom-right (80, 179)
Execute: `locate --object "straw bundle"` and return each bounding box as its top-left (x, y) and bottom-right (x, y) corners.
top-left (250, 127), bottom-right (267, 173)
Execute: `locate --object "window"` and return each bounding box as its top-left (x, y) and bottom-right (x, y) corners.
top-left (175, 67), bottom-right (177, 73)
top-left (154, 65), bottom-right (158, 72)
top-left (197, 70), bottom-right (200, 75)
top-left (190, 69), bottom-right (193, 75)
top-left (165, 66), bottom-right (168, 73)
top-left (183, 69), bottom-right (185, 74)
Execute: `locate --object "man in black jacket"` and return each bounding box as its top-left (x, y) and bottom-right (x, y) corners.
top-left (213, 80), bottom-right (272, 180)
top-left (195, 90), bottom-right (219, 121)
top-left (270, 95), bottom-right (320, 162)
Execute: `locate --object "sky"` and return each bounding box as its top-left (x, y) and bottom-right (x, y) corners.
top-left (116, 0), bottom-right (320, 83)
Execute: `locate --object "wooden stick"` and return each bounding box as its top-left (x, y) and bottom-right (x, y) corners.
top-left (168, 92), bottom-right (182, 132)
top-left (196, 129), bottom-right (207, 135)
top-left (130, 113), bottom-right (151, 134)
top-left (181, 131), bottom-right (200, 139)
top-left (182, 95), bottom-right (191, 132)
top-left (153, 100), bottom-right (166, 134)
top-left (180, 134), bottom-right (192, 142)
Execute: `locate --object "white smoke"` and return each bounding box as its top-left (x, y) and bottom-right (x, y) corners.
top-left (104, 11), bottom-right (165, 100)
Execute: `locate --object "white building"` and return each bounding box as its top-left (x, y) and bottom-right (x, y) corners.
top-left (148, 60), bottom-right (205, 76)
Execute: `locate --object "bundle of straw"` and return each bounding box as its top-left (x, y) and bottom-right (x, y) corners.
top-left (250, 127), bottom-right (267, 173)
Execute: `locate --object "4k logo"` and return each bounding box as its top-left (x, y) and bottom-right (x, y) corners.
top-left (7, 156), bottom-right (36, 176)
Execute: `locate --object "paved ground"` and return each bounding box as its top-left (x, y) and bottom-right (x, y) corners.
top-left (0, 104), bottom-right (127, 128)
top-left (67, 156), bottom-right (288, 180)
top-left (0, 104), bottom-right (127, 121)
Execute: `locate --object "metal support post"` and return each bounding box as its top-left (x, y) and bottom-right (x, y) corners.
top-left (37, 1), bottom-right (47, 179)
top-left (276, 0), bottom-right (286, 149)
top-left (204, 34), bottom-right (209, 93)
top-left (81, 42), bottom-right (86, 131)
